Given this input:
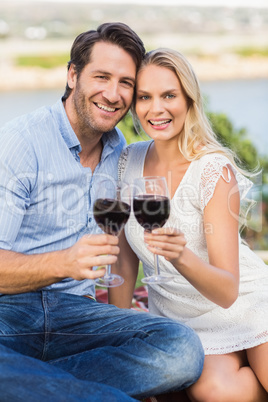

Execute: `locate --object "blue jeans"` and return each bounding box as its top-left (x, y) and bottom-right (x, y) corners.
top-left (0, 343), bottom-right (137, 402)
top-left (0, 291), bottom-right (204, 399)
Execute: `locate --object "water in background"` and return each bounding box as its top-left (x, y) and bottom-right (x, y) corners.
top-left (0, 79), bottom-right (267, 156)
top-left (0, 88), bottom-right (63, 124)
top-left (200, 78), bottom-right (268, 157)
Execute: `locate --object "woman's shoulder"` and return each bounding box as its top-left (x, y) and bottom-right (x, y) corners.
top-left (192, 151), bottom-right (252, 209)
top-left (119, 140), bottom-right (151, 167)
top-left (195, 152), bottom-right (232, 169)
top-left (190, 152), bottom-right (236, 183)
top-left (122, 140), bottom-right (152, 156)
top-left (118, 140), bottom-right (152, 181)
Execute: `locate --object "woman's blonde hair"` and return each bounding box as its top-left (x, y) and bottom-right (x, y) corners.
top-left (132, 48), bottom-right (246, 171)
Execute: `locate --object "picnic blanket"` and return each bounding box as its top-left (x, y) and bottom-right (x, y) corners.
top-left (95, 286), bottom-right (149, 312)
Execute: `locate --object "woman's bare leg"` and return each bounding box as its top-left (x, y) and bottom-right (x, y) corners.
top-left (247, 342), bottom-right (268, 392)
top-left (187, 351), bottom-right (268, 402)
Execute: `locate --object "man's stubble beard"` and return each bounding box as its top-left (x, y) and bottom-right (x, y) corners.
top-left (72, 83), bottom-right (128, 139)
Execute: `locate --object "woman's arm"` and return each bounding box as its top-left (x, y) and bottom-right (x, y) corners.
top-left (144, 167), bottom-right (240, 308)
top-left (109, 230), bottom-right (139, 308)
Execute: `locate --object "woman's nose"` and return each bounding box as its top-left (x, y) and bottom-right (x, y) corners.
top-left (150, 98), bottom-right (164, 113)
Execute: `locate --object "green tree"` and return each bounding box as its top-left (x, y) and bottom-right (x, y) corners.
top-left (117, 112), bottom-right (142, 145)
top-left (207, 112), bottom-right (260, 171)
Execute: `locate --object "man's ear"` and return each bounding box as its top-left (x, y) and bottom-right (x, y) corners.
top-left (67, 64), bottom-right (77, 90)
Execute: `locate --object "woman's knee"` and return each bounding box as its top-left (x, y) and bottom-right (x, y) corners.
top-left (188, 374), bottom-right (228, 402)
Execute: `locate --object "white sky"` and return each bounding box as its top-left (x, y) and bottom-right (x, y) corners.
top-left (8, 0), bottom-right (268, 7)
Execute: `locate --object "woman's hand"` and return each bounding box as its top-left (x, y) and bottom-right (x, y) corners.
top-left (144, 227), bottom-right (187, 267)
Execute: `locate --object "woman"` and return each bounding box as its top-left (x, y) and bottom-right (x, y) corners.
top-left (111, 48), bottom-right (268, 401)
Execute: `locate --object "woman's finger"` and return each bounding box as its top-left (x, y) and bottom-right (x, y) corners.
top-left (151, 227), bottom-right (182, 235)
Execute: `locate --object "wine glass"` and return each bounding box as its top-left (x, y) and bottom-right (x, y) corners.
top-left (133, 176), bottom-right (175, 284)
top-left (93, 179), bottom-right (131, 287)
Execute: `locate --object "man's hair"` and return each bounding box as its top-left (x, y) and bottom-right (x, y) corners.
top-left (62, 22), bottom-right (145, 100)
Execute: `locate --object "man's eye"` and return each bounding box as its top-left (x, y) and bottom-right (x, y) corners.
top-left (121, 81), bottom-right (134, 88)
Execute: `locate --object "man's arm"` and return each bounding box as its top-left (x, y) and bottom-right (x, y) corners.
top-left (0, 234), bottom-right (119, 294)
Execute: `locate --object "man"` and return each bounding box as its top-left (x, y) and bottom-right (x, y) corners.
top-left (0, 22), bottom-right (204, 401)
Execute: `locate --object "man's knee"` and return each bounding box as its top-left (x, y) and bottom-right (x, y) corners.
top-left (151, 321), bottom-right (204, 388)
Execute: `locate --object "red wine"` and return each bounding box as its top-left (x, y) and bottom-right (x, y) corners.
top-left (133, 194), bottom-right (170, 231)
top-left (93, 198), bottom-right (130, 235)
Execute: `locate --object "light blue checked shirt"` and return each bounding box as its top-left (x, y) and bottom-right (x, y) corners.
top-left (0, 99), bottom-right (126, 297)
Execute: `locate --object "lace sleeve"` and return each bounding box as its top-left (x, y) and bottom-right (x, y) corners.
top-left (200, 155), bottom-right (253, 210)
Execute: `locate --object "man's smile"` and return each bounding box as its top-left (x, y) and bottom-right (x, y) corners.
top-left (94, 102), bottom-right (119, 113)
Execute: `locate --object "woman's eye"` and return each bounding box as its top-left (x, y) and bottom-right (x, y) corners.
top-left (139, 95), bottom-right (149, 100)
top-left (166, 94), bottom-right (175, 99)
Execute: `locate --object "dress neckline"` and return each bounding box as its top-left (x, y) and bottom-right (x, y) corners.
top-left (140, 140), bottom-right (193, 201)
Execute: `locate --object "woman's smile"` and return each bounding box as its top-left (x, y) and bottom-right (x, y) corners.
top-left (136, 64), bottom-right (188, 141)
top-left (148, 118), bottom-right (172, 129)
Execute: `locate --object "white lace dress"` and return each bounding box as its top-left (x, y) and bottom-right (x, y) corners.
top-left (119, 140), bottom-right (268, 355)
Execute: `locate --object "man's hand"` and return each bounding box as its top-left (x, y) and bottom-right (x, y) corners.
top-left (64, 234), bottom-right (120, 280)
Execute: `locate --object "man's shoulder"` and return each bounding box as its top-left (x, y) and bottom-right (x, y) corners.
top-left (1, 105), bottom-right (53, 137)
top-left (0, 105), bottom-right (59, 167)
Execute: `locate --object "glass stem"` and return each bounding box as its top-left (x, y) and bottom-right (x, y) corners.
top-left (104, 264), bottom-right (111, 279)
top-left (154, 254), bottom-right (160, 276)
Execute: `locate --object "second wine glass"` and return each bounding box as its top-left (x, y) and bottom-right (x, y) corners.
top-left (93, 179), bottom-right (131, 287)
top-left (133, 176), bottom-right (175, 284)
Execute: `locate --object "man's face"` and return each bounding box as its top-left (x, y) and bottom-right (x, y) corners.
top-left (67, 41), bottom-right (136, 137)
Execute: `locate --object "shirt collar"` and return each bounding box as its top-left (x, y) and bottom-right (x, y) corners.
top-left (51, 99), bottom-right (121, 155)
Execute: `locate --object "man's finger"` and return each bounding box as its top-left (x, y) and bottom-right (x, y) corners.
top-left (84, 234), bottom-right (119, 245)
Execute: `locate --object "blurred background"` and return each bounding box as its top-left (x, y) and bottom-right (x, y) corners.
top-left (0, 0), bottom-right (268, 253)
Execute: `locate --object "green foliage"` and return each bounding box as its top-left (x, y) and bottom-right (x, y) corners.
top-left (234, 46), bottom-right (268, 57)
top-left (16, 54), bottom-right (69, 69)
top-left (259, 158), bottom-right (268, 184)
top-left (136, 263), bottom-right (145, 288)
top-left (207, 112), bottom-right (260, 171)
top-left (117, 112), bottom-right (144, 145)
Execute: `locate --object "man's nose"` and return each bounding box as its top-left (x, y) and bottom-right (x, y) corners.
top-left (102, 82), bottom-right (121, 104)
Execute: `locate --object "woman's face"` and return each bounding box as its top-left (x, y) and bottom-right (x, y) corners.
top-left (135, 64), bottom-right (188, 142)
